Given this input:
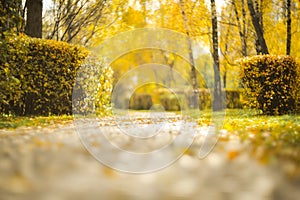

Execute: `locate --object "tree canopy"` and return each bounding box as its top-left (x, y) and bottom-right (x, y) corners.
top-left (2, 0), bottom-right (300, 90)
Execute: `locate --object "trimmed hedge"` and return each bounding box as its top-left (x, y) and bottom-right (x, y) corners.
top-left (197, 89), bottom-right (211, 110)
top-left (95, 63), bottom-right (114, 116)
top-left (194, 89), bottom-right (243, 110)
top-left (225, 89), bottom-right (243, 109)
top-left (297, 81), bottom-right (300, 113)
top-left (129, 93), bottom-right (153, 110)
top-left (0, 1), bottom-right (24, 36)
top-left (0, 34), bottom-right (88, 115)
top-left (157, 88), bottom-right (187, 111)
top-left (72, 54), bottom-right (113, 116)
top-left (240, 55), bottom-right (299, 115)
top-left (160, 94), bottom-right (182, 111)
top-left (159, 89), bottom-right (242, 111)
top-left (128, 90), bottom-right (243, 111)
top-left (129, 88), bottom-right (241, 111)
top-left (0, 34), bottom-right (113, 116)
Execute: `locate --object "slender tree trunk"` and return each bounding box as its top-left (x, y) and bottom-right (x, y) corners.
top-left (25, 0), bottom-right (43, 38)
top-left (241, 0), bottom-right (247, 56)
top-left (161, 50), bottom-right (176, 87)
top-left (211, 0), bottom-right (223, 111)
top-left (286, 0), bottom-right (291, 55)
top-left (247, 0), bottom-right (269, 54)
top-left (223, 71), bottom-right (227, 89)
top-left (232, 0), bottom-right (247, 56)
top-left (179, 0), bottom-right (199, 108)
top-left (66, 0), bottom-right (73, 42)
top-left (179, 0), bottom-right (198, 90)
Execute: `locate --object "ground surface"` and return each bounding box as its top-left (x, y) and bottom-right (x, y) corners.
top-left (0, 112), bottom-right (300, 200)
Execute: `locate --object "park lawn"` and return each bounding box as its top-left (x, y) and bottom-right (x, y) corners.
top-left (191, 109), bottom-right (300, 174)
top-left (0, 115), bottom-right (73, 129)
top-left (221, 109), bottom-right (300, 175)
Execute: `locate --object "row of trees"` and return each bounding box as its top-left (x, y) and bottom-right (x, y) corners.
top-left (2, 0), bottom-right (299, 59)
top-left (1, 0), bottom-right (300, 111)
top-left (222, 0), bottom-right (293, 56)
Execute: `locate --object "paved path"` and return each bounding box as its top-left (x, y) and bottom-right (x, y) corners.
top-left (0, 113), bottom-right (300, 200)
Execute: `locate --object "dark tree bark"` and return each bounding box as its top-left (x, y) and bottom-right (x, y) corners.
top-left (25, 0), bottom-right (43, 38)
top-left (232, 0), bottom-right (248, 56)
top-left (247, 0), bottom-right (269, 54)
top-left (286, 0), bottom-right (291, 55)
top-left (211, 0), bottom-right (223, 111)
top-left (241, 0), bottom-right (247, 54)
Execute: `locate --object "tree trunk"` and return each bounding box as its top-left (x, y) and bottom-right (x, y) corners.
top-left (223, 71), bottom-right (227, 89)
top-left (232, 0), bottom-right (248, 56)
top-left (247, 0), bottom-right (269, 54)
top-left (286, 0), bottom-right (291, 55)
top-left (179, 0), bottom-right (199, 108)
top-left (25, 0), bottom-right (43, 38)
top-left (179, 0), bottom-right (198, 90)
top-left (241, 0), bottom-right (247, 56)
top-left (211, 0), bottom-right (223, 111)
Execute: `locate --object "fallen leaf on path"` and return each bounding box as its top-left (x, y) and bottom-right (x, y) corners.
top-left (227, 150), bottom-right (240, 160)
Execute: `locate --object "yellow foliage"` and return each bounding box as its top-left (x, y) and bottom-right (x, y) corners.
top-left (240, 55), bottom-right (299, 115)
top-left (0, 34), bottom-right (113, 116)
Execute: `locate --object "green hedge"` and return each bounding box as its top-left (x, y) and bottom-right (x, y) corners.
top-left (0, 1), bottom-right (24, 36)
top-left (160, 94), bottom-right (182, 111)
top-left (152, 88), bottom-right (242, 111)
top-left (0, 34), bottom-right (113, 116)
top-left (225, 89), bottom-right (243, 109)
top-left (240, 55), bottom-right (299, 115)
top-left (195, 89), bottom-right (242, 110)
top-left (129, 93), bottom-right (153, 110)
top-left (197, 89), bottom-right (211, 110)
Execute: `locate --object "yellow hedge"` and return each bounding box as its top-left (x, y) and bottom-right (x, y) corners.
top-left (196, 89), bottom-right (243, 110)
top-left (0, 34), bottom-right (113, 116)
top-left (134, 88), bottom-right (242, 111)
top-left (225, 89), bottom-right (243, 109)
top-left (73, 54), bottom-right (114, 116)
top-left (130, 93), bottom-right (153, 110)
top-left (240, 55), bottom-right (299, 115)
top-left (0, 1), bottom-right (23, 36)
top-left (160, 94), bottom-right (182, 111)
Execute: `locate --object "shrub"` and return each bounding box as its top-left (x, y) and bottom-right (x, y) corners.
top-left (224, 89), bottom-right (243, 109)
top-left (196, 89), bottom-right (211, 110)
top-left (296, 69), bottom-right (300, 114)
top-left (129, 93), bottom-right (153, 110)
top-left (240, 55), bottom-right (299, 115)
top-left (0, 34), bottom-right (113, 116)
top-left (95, 64), bottom-right (114, 116)
top-left (153, 88), bottom-right (243, 111)
top-left (0, 1), bottom-right (24, 36)
top-left (73, 54), bottom-right (113, 116)
top-left (0, 34), bottom-right (89, 115)
top-left (193, 89), bottom-right (242, 110)
top-left (160, 94), bottom-right (182, 111)
top-left (156, 88), bottom-right (187, 111)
